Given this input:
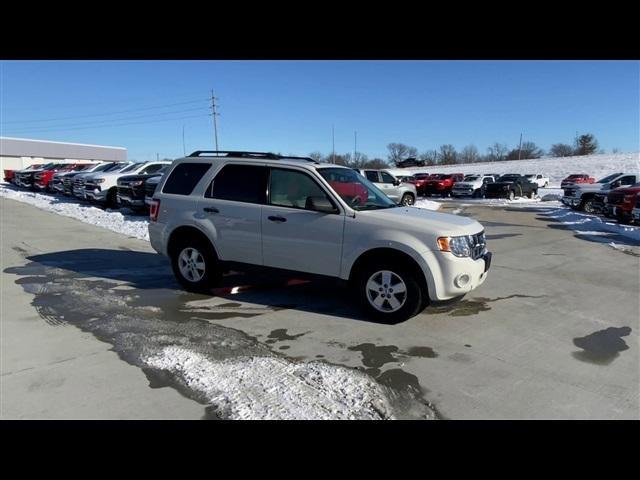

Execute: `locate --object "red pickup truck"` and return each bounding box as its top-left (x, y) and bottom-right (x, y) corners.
top-left (561, 174), bottom-right (596, 188)
top-left (605, 183), bottom-right (640, 224)
top-left (4, 164), bottom-right (43, 183)
top-left (424, 173), bottom-right (465, 197)
top-left (34, 163), bottom-right (87, 192)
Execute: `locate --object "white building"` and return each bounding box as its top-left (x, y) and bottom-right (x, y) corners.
top-left (0, 137), bottom-right (127, 171)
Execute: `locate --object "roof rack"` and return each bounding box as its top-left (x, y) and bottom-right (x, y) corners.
top-left (188, 150), bottom-right (319, 164)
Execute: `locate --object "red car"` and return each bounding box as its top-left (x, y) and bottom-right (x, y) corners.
top-left (328, 179), bottom-right (368, 206)
top-left (605, 183), bottom-right (640, 224)
top-left (411, 173), bottom-right (430, 195)
top-left (424, 173), bottom-right (465, 197)
top-left (34, 163), bottom-right (86, 192)
top-left (4, 164), bottom-right (42, 183)
top-left (561, 174), bottom-right (596, 188)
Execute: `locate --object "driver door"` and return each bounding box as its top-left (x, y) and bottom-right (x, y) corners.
top-left (378, 171), bottom-right (400, 202)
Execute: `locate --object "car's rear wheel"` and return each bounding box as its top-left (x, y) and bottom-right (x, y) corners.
top-left (170, 236), bottom-right (221, 294)
top-left (355, 261), bottom-right (424, 323)
top-left (581, 198), bottom-right (595, 213)
top-left (400, 193), bottom-right (415, 206)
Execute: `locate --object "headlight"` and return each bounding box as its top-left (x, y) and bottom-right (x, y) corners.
top-left (95, 178), bottom-right (105, 184)
top-left (624, 195), bottom-right (634, 202)
top-left (437, 236), bottom-right (472, 257)
top-left (131, 180), bottom-right (144, 187)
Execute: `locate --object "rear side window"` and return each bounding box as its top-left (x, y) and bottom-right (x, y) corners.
top-left (140, 163), bottom-right (166, 175)
top-left (163, 163), bottom-right (212, 195)
top-left (365, 171), bottom-right (379, 182)
top-left (205, 164), bottom-right (268, 204)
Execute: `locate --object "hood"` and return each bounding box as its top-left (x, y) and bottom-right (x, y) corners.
top-left (486, 181), bottom-right (514, 187)
top-left (119, 173), bottom-right (162, 183)
top-left (572, 183), bottom-right (608, 192)
top-left (609, 186), bottom-right (640, 195)
top-left (358, 206), bottom-right (483, 237)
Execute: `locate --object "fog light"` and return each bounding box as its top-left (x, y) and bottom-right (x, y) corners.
top-left (454, 274), bottom-right (471, 288)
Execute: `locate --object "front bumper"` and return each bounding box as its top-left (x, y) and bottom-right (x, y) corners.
top-left (84, 187), bottom-right (107, 201)
top-left (117, 194), bottom-right (145, 207)
top-left (561, 197), bottom-right (581, 207)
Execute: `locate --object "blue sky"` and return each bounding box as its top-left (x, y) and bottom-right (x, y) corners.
top-left (1, 61), bottom-right (638, 161)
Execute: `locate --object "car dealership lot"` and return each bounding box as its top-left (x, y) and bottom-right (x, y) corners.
top-left (1, 197), bottom-right (638, 419)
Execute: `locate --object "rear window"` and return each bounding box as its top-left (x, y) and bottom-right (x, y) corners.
top-left (163, 163), bottom-right (212, 195)
top-left (205, 164), bottom-right (268, 204)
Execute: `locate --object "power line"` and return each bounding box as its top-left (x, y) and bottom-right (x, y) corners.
top-left (5, 107), bottom-right (210, 133)
top-left (2, 98), bottom-right (209, 124)
top-left (1, 113), bottom-right (211, 134)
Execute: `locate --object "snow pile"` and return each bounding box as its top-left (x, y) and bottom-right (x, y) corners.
top-left (413, 198), bottom-right (441, 210)
top-left (0, 183), bottom-right (150, 241)
top-left (144, 347), bottom-right (397, 420)
top-left (541, 206), bottom-right (640, 244)
top-left (400, 152), bottom-right (640, 187)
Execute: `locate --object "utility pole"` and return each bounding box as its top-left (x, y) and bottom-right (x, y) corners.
top-left (211, 89), bottom-right (220, 151)
top-left (354, 130), bottom-right (357, 163)
top-left (517, 133), bottom-right (523, 161)
top-left (332, 124), bottom-right (335, 164)
top-left (182, 125), bottom-right (186, 156)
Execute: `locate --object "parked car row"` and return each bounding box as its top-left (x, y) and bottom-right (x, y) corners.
top-left (5, 160), bottom-right (171, 212)
top-left (561, 172), bottom-right (639, 224)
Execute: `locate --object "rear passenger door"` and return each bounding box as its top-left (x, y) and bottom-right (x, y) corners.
top-left (198, 164), bottom-right (268, 265)
top-left (261, 167), bottom-right (345, 277)
top-left (378, 171), bottom-right (400, 201)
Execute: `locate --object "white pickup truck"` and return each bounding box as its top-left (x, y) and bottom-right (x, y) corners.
top-left (524, 174), bottom-right (549, 188)
top-left (451, 175), bottom-right (496, 198)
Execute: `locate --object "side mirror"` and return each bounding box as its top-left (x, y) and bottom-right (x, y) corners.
top-left (306, 196), bottom-right (338, 214)
top-left (393, 180), bottom-right (400, 186)
top-left (611, 181), bottom-right (621, 188)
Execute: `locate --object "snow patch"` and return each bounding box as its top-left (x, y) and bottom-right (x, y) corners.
top-left (542, 206), bottom-right (640, 244)
top-left (0, 183), bottom-right (150, 241)
top-left (144, 347), bottom-right (397, 420)
top-left (413, 199), bottom-right (441, 211)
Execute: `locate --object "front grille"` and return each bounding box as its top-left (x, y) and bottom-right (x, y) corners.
top-left (470, 231), bottom-right (486, 260)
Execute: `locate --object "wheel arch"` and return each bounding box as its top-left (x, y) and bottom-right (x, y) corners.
top-left (167, 225), bottom-right (219, 260)
top-left (348, 247), bottom-right (430, 297)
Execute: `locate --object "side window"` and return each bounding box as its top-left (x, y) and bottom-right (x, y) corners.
top-left (380, 171), bottom-right (395, 184)
top-left (365, 171), bottom-right (380, 183)
top-left (163, 163), bottom-right (212, 195)
top-left (620, 176), bottom-right (636, 186)
top-left (537, 175), bottom-right (543, 179)
top-left (484, 177), bottom-right (494, 183)
top-left (140, 164), bottom-right (165, 175)
top-left (269, 169), bottom-right (333, 211)
top-left (205, 164), bottom-right (268, 203)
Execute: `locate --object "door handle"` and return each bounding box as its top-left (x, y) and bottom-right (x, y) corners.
top-left (267, 215), bottom-right (287, 223)
top-left (203, 207), bottom-right (219, 213)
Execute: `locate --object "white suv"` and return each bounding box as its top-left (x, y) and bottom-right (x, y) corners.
top-left (148, 151), bottom-right (492, 322)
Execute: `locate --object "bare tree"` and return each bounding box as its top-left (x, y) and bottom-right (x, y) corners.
top-left (460, 145), bottom-right (480, 164)
top-left (439, 144), bottom-right (458, 165)
top-left (506, 141), bottom-right (544, 160)
top-left (549, 143), bottom-right (574, 158)
top-left (486, 143), bottom-right (508, 162)
top-left (387, 143), bottom-right (418, 165)
top-left (309, 151), bottom-right (323, 162)
top-left (419, 150), bottom-right (439, 166)
top-left (363, 158), bottom-right (389, 169)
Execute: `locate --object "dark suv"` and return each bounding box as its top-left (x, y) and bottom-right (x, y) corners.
top-left (395, 157), bottom-right (425, 168)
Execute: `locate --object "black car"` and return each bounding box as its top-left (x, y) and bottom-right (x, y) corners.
top-left (116, 166), bottom-right (168, 212)
top-left (484, 174), bottom-right (538, 199)
top-left (395, 157), bottom-right (425, 168)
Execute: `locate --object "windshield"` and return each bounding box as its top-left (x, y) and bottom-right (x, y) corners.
top-left (119, 163), bottom-right (140, 173)
top-left (414, 173), bottom-right (429, 179)
top-left (318, 168), bottom-right (397, 211)
top-left (597, 173), bottom-right (622, 183)
top-left (464, 176), bottom-right (479, 181)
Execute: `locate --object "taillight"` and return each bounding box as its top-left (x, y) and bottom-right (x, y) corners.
top-left (150, 199), bottom-right (160, 222)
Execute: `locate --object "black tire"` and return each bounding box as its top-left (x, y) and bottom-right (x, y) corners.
top-left (106, 188), bottom-right (118, 209)
top-left (581, 198), bottom-right (595, 213)
top-left (400, 193), bottom-right (415, 206)
top-left (170, 235), bottom-right (221, 294)
top-left (355, 260), bottom-right (424, 323)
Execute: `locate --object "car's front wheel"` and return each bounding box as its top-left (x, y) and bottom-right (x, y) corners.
top-left (170, 236), bottom-right (221, 294)
top-left (356, 262), bottom-right (425, 323)
top-left (400, 193), bottom-right (415, 206)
